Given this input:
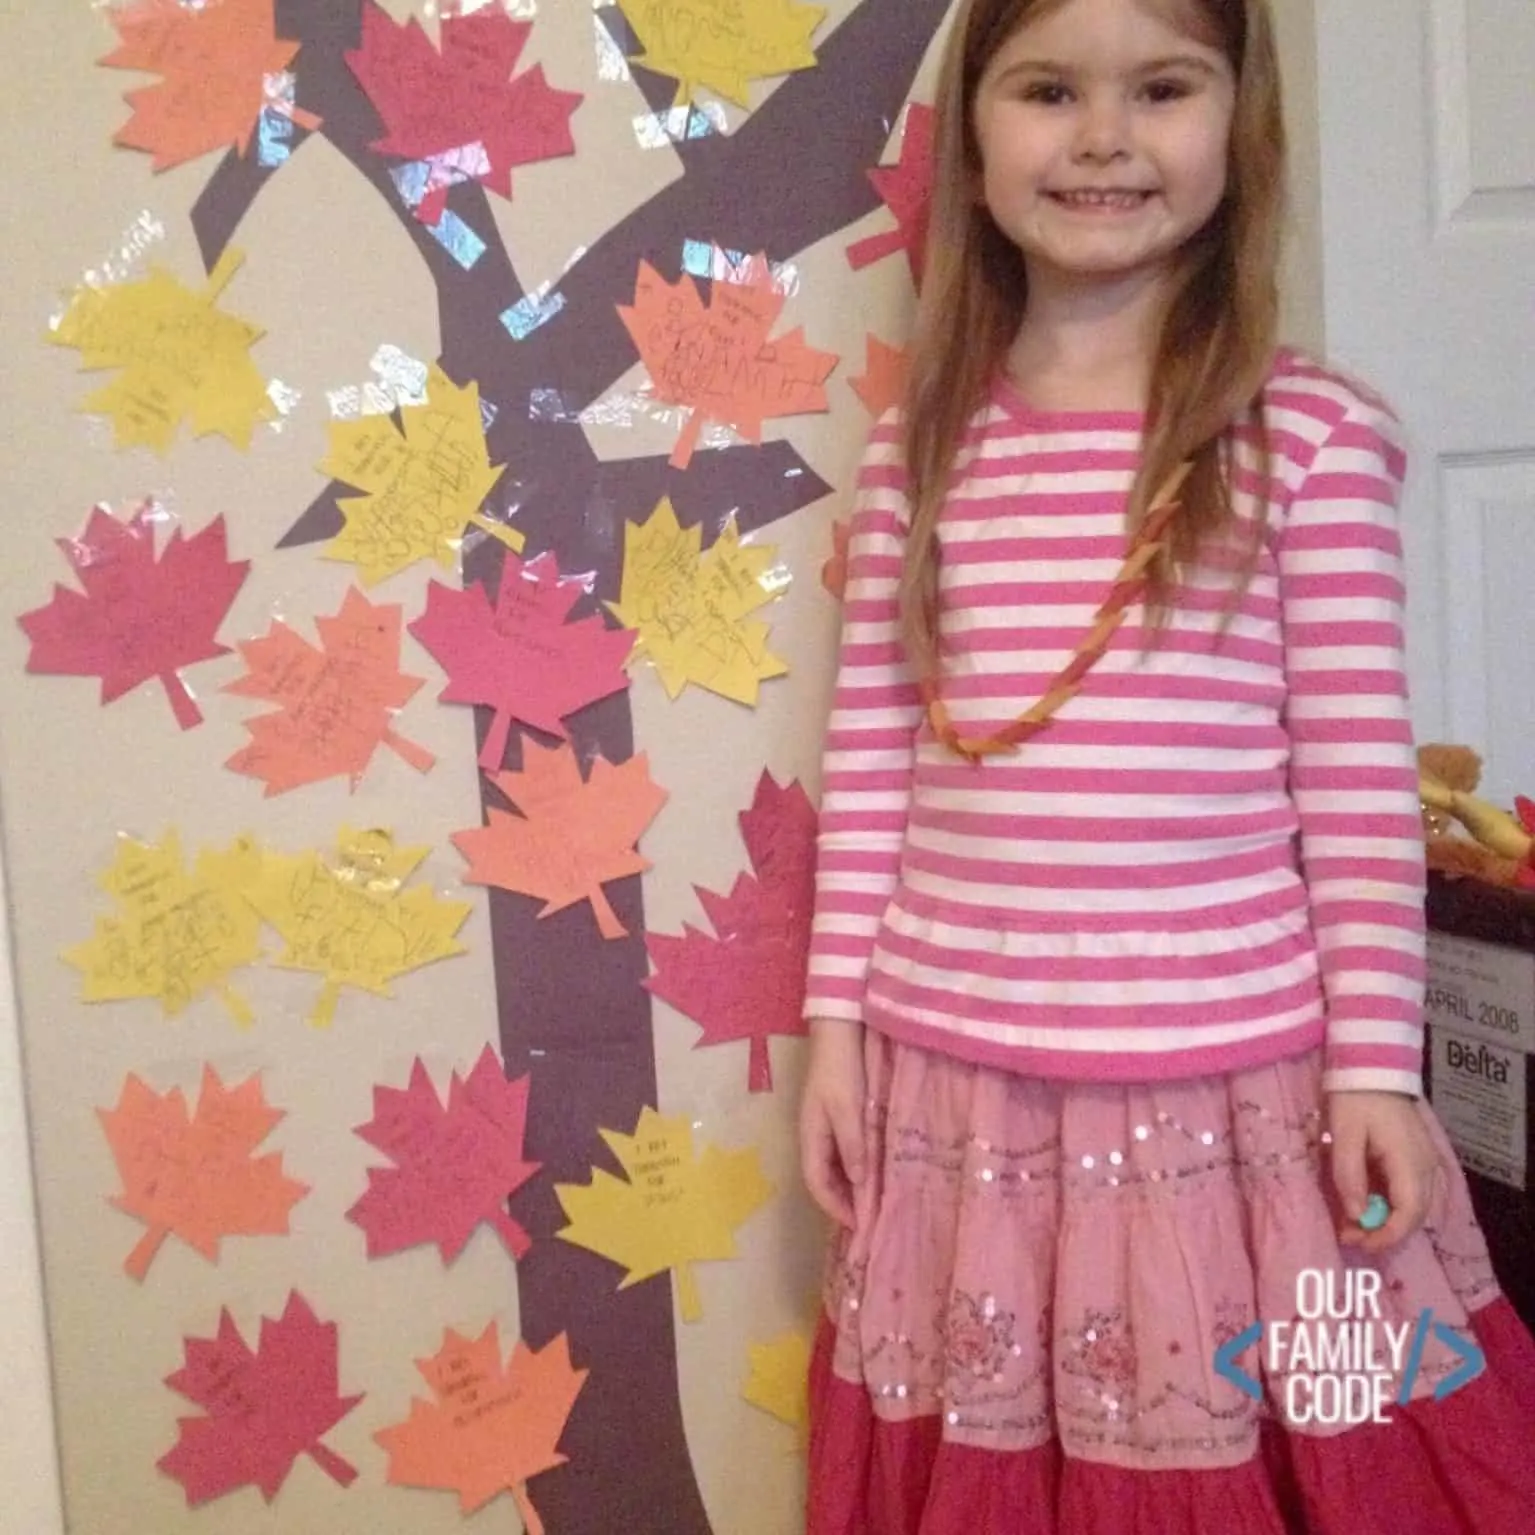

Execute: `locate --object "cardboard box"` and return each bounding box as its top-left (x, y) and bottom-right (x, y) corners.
top-left (1424, 873), bottom-right (1535, 1331)
top-left (1424, 929), bottom-right (1533, 1190)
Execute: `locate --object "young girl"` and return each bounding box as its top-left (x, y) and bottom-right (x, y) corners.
top-left (799, 0), bottom-right (1535, 1530)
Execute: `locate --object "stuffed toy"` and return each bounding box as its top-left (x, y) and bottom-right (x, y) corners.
top-left (1418, 743), bottom-right (1535, 890)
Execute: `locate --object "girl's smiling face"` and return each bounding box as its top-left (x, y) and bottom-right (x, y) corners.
top-left (973, 0), bottom-right (1237, 291)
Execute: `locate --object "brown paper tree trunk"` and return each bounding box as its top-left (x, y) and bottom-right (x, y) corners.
top-left (191, 3), bottom-right (943, 1527)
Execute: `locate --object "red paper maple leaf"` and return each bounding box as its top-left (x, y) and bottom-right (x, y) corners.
top-left (19, 503), bottom-right (249, 730)
top-left (617, 256), bottom-right (839, 469)
top-left (846, 102), bottom-right (934, 284)
top-left (646, 772), bottom-right (817, 1092)
top-left (225, 587), bottom-right (434, 795)
top-left (347, 4), bottom-right (582, 199)
top-left (409, 550), bottom-right (634, 773)
top-left (158, 1292), bottom-right (363, 1505)
top-left (347, 1046), bottom-right (540, 1263)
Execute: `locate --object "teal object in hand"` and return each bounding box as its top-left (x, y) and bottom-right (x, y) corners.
top-left (1359, 1193), bottom-right (1390, 1232)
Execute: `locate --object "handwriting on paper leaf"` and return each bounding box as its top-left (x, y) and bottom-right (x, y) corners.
top-left (50, 247), bottom-right (275, 452)
top-left (98, 1067), bottom-right (307, 1280)
top-left (617, 256), bottom-right (837, 469)
top-left (319, 362), bottom-right (515, 585)
top-left (554, 1106), bottom-right (772, 1322)
top-left (847, 102), bottom-right (934, 282)
top-left (101, 0), bottom-right (316, 172)
top-left (617, 0), bottom-right (826, 108)
top-left (65, 829), bottom-right (264, 1025)
top-left (248, 828), bottom-right (471, 1027)
top-left (606, 497), bottom-right (788, 705)
top-left (646, 771), bottom-right (816, 1092)
top-left (348, 5), bottom-right (582, 199)
top-left (225, 587), bottom-right (434, 796)
top-left (347, 1047), bottom-right (539, 1263)
top-left (410, 550), bottom-right (634, 772)
top-left (454, 741), bottom-right (666, 939)
top-left (374, 1324), bottom-right (586, 1527)
top-left (20, 503), bottom-right (250, 731)
top-left (158, 1292), bottom-right (363, 1505)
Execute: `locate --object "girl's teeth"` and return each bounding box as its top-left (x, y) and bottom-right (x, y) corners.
top-left (1057, 191), bottom-right (1147, 208)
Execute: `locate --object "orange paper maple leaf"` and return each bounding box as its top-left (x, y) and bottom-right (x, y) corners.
top-left (224, 587), bottom-right (435, 796)
top-left (101, 0), bottom-right (312, 172)
top-left (453, 740), bottom-right (667, 940)
top-left (97, 1067), bottom-right (308, 1281)
top-left (374, 1324), bottom-right (587, 1528)
top-left (617, 256), bottom-right (837, 469)
top-left (849, 334), bottom-right (911, 419)
top-left (821, 518), bottom-right (851, 599)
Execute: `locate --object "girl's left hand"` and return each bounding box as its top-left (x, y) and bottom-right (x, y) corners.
top-left (1326, 1091), bottom-right (1441, 1255)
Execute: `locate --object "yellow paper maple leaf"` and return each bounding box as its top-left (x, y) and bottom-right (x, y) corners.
top-left (554, 1106), bottom-right (772, 1322)
top-left (246, 827), bottom-right (471, 1026)
top-left (618, 0), bottom-right (825, 108)
top-left (605, 498), bottom-right (789, 705)
top-left (319, 363), bottom-right (520, 586)
top-left (49, 247), bottom-right (275, 453)
top-left (742, 1333), bottom-right (812, 1437)
top-left (64, 829), bottom-right (264, 1024)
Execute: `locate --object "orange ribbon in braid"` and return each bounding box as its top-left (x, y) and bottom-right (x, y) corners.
top-left (921, 462), bottom-right (1193, 762)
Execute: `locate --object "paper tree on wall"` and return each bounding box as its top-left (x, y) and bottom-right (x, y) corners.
top-left (182, 2), bottom-right (944, 1529)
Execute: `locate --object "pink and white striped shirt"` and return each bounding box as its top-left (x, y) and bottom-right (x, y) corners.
top-left (805, 352), bottom-right (1426, 1096)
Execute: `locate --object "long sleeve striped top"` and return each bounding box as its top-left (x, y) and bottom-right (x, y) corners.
top-left (804, 352), bottom-right (1427, 1097)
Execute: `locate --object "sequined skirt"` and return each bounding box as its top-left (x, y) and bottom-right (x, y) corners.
top-left (808, 1032), bottom-right (1535, 1534)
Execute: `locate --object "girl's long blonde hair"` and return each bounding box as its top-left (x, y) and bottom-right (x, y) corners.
top-left (899, 0), bottom-right (1285, 679)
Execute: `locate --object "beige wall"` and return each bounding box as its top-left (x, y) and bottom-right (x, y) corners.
top-left (1276, 0), bottom-right (1326, 353)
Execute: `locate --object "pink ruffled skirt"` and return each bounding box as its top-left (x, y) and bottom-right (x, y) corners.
top-left (809, 1034), bottom-right (1535, 1534)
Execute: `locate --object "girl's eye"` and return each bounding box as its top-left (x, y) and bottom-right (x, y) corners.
top-left (1142, 78), bottom-right (1192, 104)
top-left (1022, 82), bottom-right (1073, 105)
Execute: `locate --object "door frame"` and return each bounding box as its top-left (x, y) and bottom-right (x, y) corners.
top-left (0, 779), bottom-right (66, 1531)
top-left (1312, 0), bottom-right (1454, 749)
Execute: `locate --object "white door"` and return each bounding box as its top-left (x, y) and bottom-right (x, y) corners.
top-left (1314, 0), bottom-right (1535, 803)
